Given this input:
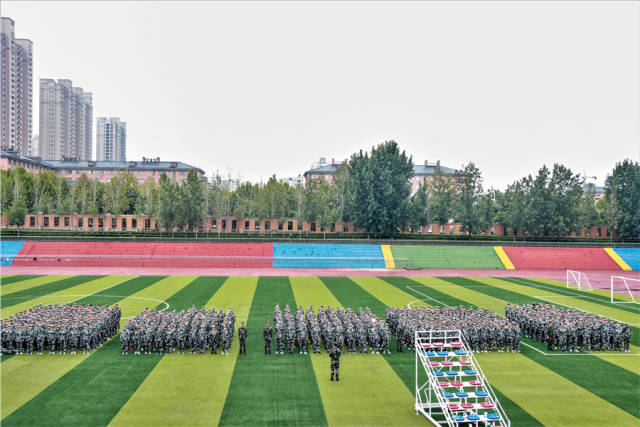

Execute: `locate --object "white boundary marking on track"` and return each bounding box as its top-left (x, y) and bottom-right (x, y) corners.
top-left (403, 283), bottom-right (640, 357)
top-left (506, 277), bottom-right (640, 313)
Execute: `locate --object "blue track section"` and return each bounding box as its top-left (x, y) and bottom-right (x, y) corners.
top-left (273, 244), bottom-right (386, 268)
top-left (1, 241), bottom-right (25, 266)
top-left (614, 248), bottom-right (640, 270)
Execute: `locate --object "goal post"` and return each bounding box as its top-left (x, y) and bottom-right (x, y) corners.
top-left (610, 276), bottom-right (640, 305)
top-left (566, 270), bottom-right (593, 291)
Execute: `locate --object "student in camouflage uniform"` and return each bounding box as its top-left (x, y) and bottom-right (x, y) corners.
top-left (1, 303), bottom-right (121, 356)
top-left (506, 303), bottom-right (631, 352)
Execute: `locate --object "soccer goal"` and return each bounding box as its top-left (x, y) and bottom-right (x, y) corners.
top-left (566, 270), bottom-right (593, 291)
top-left (610, 276), bottom-right (640, 305)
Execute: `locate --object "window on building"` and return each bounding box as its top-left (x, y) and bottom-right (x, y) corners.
top-left (298, 223), bottom-right (302, 230)
top-left (132, 218), bottom-right (137, 228)
top-left (287, 221), bottom-right (293, 231)
top-left (255, 222), bottom-right (260, 230)
top-left (88, 218), bottom-right (94, 228)
top-left (231, 220), bottom-right (237, 230)
top-left (278, 222), bottom-right (283, 231)
top-left (212, 219), bottom-right (217, 229)
top-left (54, 216), bottom-right (60, 227)
top-left (221, 220), bottom-right (226, 229)
top-left (44, 217), bottom-right (49, 227)
top-left (78, 218), bottom-right (83, 227)
top-left (98, 218), bottom-right (103, 228)
top-left (29, 216), bottom-right (35, 226)
top-left (122, 218), bottom-right (127, 229)
top-left (330, 223), bottom-right (335, 232)
top-left (245, 220), bottom-right (250, 230)
top-left (112, 218), bottom-right (117, 228)
top-left (597, 228), bottom-right (602, 237)
top-left (64, 217), bottom-right (70, 227)
top-left (265, 221), bottom-right (270, 230)
top-left (311, 222), bottom-right (316, 232)
top-left (145, 218), bottom-right (151, 228)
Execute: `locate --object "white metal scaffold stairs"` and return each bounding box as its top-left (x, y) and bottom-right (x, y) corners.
top-left (415, 329), bottom-right (510, 427)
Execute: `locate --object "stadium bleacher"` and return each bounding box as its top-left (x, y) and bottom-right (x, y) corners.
top-left (0, 241), bottom-right (25, 266)
top-left (389, 245), bottom-right (505, 269)
top-left (502, 246), bottom-right (622, 270)
top-left (613, 248), bottom-right (640, 270)
top-left (272, 244), bottom-right (386, 268)
top-left (11, 242), bottom-right (273, 268)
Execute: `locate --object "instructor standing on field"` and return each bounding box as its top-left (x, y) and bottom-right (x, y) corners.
top-left (329, 343), bottom-right (341, 381)
top-left (238, 322), bottom-right (247, 355)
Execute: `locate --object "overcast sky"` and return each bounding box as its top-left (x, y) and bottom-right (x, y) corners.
top-left (5, 1), bottom-right (639, 189)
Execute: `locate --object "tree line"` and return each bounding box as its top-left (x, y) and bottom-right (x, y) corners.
top-left (1, 141), bottom-right (638, 239)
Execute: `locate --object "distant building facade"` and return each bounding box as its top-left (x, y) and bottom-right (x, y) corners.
top-left (39, 79), bottom-right (93, 160)
top-left (1, 17), bottom-right (33, 156)
top-left (1, 150), bottom-right (204, 184)
top-left (304, 158), bottom-right (456, 194)
top-left (96, 117), bottom-right (126, 161)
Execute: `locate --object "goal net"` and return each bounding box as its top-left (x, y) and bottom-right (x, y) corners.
top-left (566, 270), bottom-right (593, 291)
top-left (610, 276), bottom-right (640, 305)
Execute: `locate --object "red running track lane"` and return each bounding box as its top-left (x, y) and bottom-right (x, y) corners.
top-left (502, 246), bottom-right (622, 270)
top-left (13, 241), bottom-right (273, 268)
top-left (3, 266), bottom-right (638, 296)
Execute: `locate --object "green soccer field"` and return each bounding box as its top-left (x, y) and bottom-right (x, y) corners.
top-left (1, 274), bottom-right (639, 427)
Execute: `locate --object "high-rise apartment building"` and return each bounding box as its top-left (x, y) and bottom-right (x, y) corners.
top-left (39, 79), bottom-right (93, 160)
top-left (1, 17), bottom-right (33, 155)
top-left (96, 117), bottom-right (126, 161)
top-left (31, 134), bottom-right (38, 156)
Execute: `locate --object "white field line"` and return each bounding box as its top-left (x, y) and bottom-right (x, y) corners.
top-left (406, 286), bottom-right (451, 308)
top-left (506, 277), bottom-right (640, 313)
top-left (404, 284), bottom-right (640, 357)
top-left (68, 276), bottom-right (139, 304)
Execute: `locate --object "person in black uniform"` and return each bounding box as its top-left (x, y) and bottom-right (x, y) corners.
top-left (263, 321), bottom-right (273, 354)
top-left (329, 343), bottom-right (341, 381)
top-left (238, 321), bottom-right (247, 355)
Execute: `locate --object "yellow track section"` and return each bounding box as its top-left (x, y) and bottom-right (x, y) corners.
top-left (493, 246), bottom-right (515, 270)
top-left (380, 245), bottom-right (395, 269)
top-left (604, 247), bottom-right (632, 271)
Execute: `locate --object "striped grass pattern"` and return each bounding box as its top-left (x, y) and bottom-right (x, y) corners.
top-left (0, 274), bottom-right (638, 427)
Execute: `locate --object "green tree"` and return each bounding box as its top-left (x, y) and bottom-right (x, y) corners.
top-left (157, 173), bottom-right (180, 231)
top-left (454, 162), bottom-right (484, 236)
top-left (429, 168), bottom-right (456, 226)
top-left (604, 159), bottom-right (640, 239)
top-left (181, 169), bottom-right (206, 233)
top-left (349, 141), bottom-right (413, 235)
top-left (408, 181), bottom-right (429, 232)
top-left (476, 189), bottom-right (499, 234)
top-left (578, 183), bottom-right (601, 233)
top-left (1, 169), bottom-right (15, 215)
top-left (7, 198), bottom-right (26, 225)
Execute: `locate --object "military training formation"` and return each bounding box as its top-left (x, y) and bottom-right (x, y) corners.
top-left (119, 306), bottom-right (237, 355)
top-left (387, 305), bottom-right (522, 353)
top-left (1, 303), bottom-right (121, 355)
top-left (3, 301), bottom-right (633, 360)
top-left (270, 304), bottom-right (391, 355)
top-left (505, 303), bottom-right (633, 352)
